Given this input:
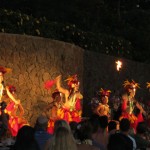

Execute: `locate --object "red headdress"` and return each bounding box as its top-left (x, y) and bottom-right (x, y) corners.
top-left (65, 74), bottom-right (79, 88)
top-left (44, 79), bottom-right (56, 90)
top-left (8, 85), bottom-right (16, 94)
top-left (123, 80), bottom-right (140, 90)
top-left (0, 66), bottom-right (12, 75)
top-left (100, 88), bottom-right (111, 97)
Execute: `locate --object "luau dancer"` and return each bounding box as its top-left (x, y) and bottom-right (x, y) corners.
top-left (56, 74), bottom-right (83, 123)
top-left (45, 89), bottom-right (63, 134)
top-left (120, 80), bottom-right (145, 131)
top-left (0, 66), bottom-right (11, 103)
top-left (93, 88), bottom-right (111, 118)
top-left (4, 85), bottom-right (28, 136)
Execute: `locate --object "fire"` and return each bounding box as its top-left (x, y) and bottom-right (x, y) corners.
top-left (116, 60), bottom-right (122, 71)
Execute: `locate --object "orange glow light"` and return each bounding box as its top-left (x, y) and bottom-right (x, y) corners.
top-left (116, 60), bottom-right (122, 71)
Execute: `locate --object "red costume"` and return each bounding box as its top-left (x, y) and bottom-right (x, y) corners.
top-left (45, 75), bottom-right (83, 134)
top-left (120, 80), bottom-right (144, 130)
top-left (5, 85), bottom-right (28, 136)
top-left (57, 75), bottom-right (82, 123)
top-left (46, 90), bottom-right (63, 134)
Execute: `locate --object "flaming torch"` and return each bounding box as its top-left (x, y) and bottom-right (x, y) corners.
top-left (116, 60), bottom-right (122, 71)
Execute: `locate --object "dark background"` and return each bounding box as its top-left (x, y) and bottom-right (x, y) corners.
top-left (1, 0), bottom-right (150, 63)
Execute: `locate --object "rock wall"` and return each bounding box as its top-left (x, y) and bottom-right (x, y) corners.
top-left (0, 33), bottom-right (84, 125)
top-left (0, 33), bottom-right (150, 124)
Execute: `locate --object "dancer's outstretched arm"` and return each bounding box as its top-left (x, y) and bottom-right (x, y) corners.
top-left (56, 75), bottom-right (69, 102)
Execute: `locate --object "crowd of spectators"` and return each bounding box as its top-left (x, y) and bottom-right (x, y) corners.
top-left (1, 112), bottom-right (150, 150)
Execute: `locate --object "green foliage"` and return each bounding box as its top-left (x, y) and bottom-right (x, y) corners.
top-left (1, 0), bottom-right (150, 63)
top-left (0, 8), bottom-right (133, 60)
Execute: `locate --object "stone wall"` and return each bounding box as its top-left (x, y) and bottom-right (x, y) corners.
top-left (0, 33), bottom-right (150, 124)
top-left (0, 33), bottom-right (84, 125)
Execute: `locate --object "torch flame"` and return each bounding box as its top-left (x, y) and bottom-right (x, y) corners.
top-left (116, 60), bottom-right (122, 71)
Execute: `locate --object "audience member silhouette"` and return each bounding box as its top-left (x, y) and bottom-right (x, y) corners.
top-left (108, 118), bottom-right (134, 150)
top-left (11, 125), bottom-right (40, 150)
top-left (76, 119), bottom-right (100, 150)
top-left (133, 122), bottom-right (150, 149)
top-left (34, 115), bottom-right (52, 150)
top-left (0, 101), bottom-right (9, 139)
top-left (108, 120), bottom-right (118, 136)
top-left (44, 119), bottom-right (73, 150)
top-left (89, 114), bottom-right (105, 150)
top-left (45, 119), bottom-right (77, 150)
